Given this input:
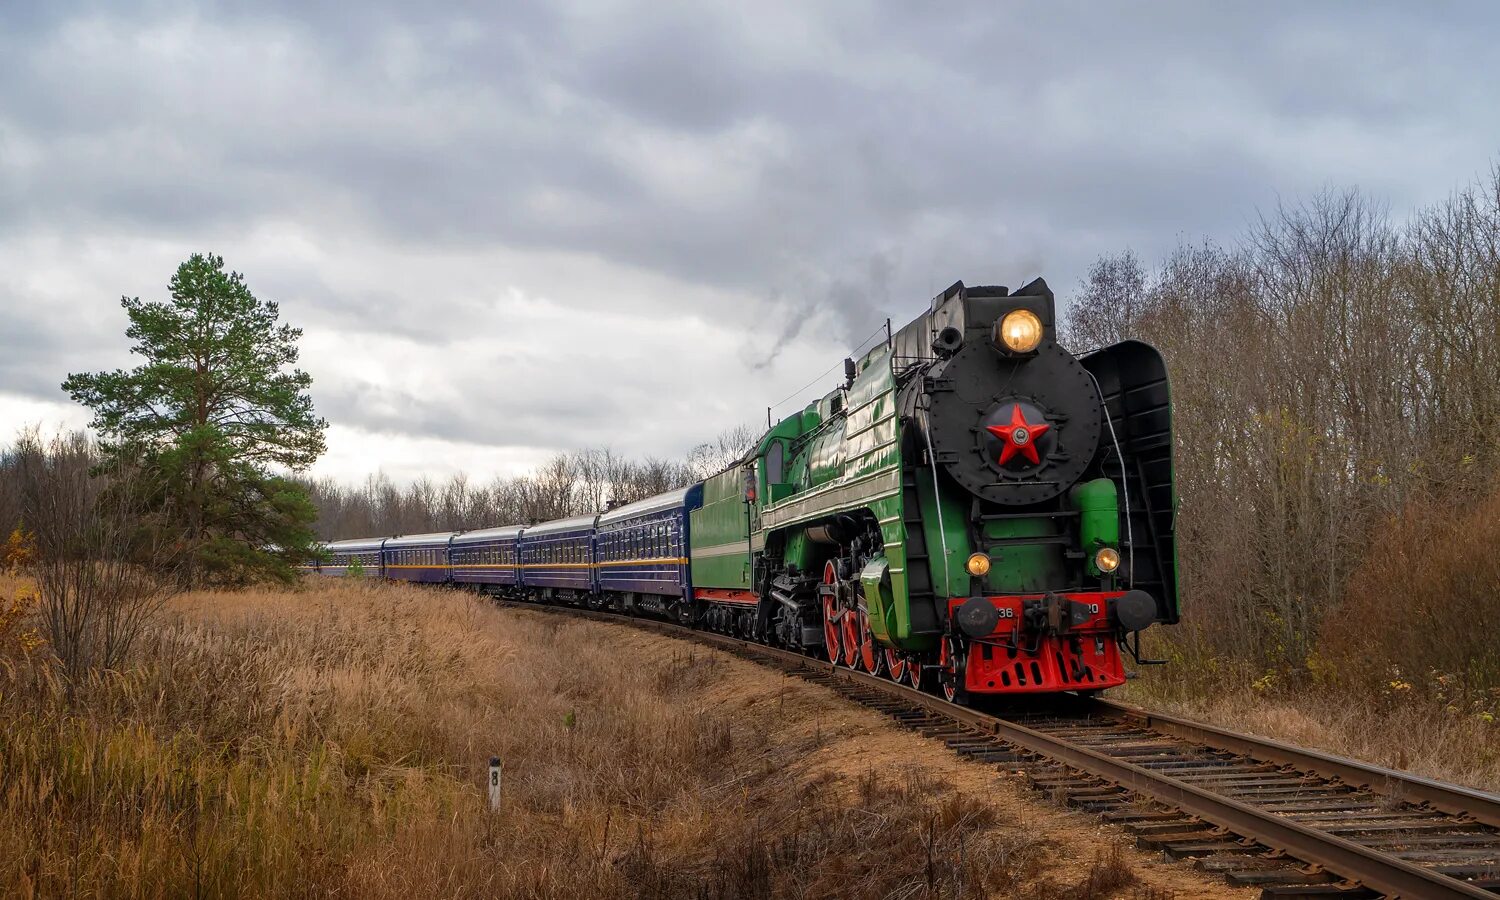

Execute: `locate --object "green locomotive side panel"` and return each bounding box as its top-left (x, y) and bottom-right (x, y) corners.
top-left (757, 346), bottom-right (943, 651)
top-left (689, 467), bottom-right (753, 591)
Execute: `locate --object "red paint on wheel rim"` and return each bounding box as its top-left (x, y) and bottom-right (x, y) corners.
top-left (821, 562), bottom-right (841, 664)
top-left (858, 609), bottom-right (881, 674)
top-left (939, 637), bottom-right (962, 701)
top-left (885, 648), bottom-right (906, 683)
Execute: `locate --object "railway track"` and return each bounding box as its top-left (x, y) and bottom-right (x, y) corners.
top-left (498, 600), bottom-right (1500, 899)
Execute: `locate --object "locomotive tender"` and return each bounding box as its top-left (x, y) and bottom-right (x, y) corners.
top-left (308, 278), bottom-right (1178, 702)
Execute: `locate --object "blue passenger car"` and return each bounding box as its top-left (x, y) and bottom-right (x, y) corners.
top-left (450, 524), bottom-right (524, 592)
top-left (320, 537), bottom-right (387, 578)
top-left (595, 485), bottom-right (703, 612)
top-left (382, 532), bottom-right (457, 584)
top-left (517, 514), bottom-right (598, 599)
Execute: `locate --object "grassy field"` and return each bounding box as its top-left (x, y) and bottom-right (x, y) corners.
top-left (1, 576), bottom-right (1236, 900)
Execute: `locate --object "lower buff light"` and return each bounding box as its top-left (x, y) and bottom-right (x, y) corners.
top-left (966, 553), bottom-right (991, 576)
top-left (1095, 546), bottom-right (1121, 573)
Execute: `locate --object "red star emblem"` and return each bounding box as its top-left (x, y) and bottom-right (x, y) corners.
top-left (986, 405), bottom-right (1051, 466)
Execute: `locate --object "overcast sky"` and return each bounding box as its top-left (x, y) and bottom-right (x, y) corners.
top-left (2, 1), bottom-right (1497, 483)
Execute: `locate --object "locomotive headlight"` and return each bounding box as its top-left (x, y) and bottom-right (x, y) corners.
top-left (1095, 546), bottom-right (1121, 573)
top-left (996, 309), bottom-right (1044, 353)
top-left (966, 553), bottom-right (991, 576)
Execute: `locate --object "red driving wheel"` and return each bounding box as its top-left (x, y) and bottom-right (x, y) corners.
top-left (857, 609), bottom-right (883, 675)
top-left (884, 648), bottom-right (907, 683)
top-left (939, 636), bottom-right (965, 703)
top-left (821, 561), bottom-right (842, 665)
top-left (840, 599), bottom-right (861, 669)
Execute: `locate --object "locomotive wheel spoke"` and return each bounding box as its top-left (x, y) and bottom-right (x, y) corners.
top-left (906, 653), bottom-right (926, 690)
top-left (820, 562), bottom-right (842, 664)
top-left (939, 636), bottom-right (966, 704)
top-left (884, 648), bottom-right (906, 683)
top-left (858, 609), bottom-right (882, 675)
top-left (839, 599), bottom-right (861, 669)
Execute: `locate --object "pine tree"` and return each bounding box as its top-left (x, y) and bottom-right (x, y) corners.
top-left (63, 253), bottom-right (328, 584)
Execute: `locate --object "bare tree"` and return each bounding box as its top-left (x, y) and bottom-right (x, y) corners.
top-left (686, 424), bottom-right (759, 479)
top-left (13, 430), bottom-right (183, 682)
top-left (1063, 250), bottom-right (1147, 351)
top-left (1064, 171), bottom-right (1500, 692)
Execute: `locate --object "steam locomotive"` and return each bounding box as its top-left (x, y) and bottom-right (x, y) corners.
top-left (306, 278), bottom-right (1178, 703)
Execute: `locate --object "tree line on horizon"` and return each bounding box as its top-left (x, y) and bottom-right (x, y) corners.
top-left (294, 427), bottom-right (758, 541)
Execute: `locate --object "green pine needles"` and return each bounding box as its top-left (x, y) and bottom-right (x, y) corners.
top-left (64, 253), bottom-right (329, 585)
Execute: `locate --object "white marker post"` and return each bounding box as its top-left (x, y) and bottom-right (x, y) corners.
top-left (488, 756), bottom-right (502, 812)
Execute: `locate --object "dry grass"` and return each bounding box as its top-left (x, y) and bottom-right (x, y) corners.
top-left (0, 578), bottom-right (1109, 899)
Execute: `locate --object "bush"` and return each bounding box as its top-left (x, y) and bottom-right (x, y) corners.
top-left (12, 430), bottom-right (182, 681)
top-left (1319, 482), bottom-right (1500, 713)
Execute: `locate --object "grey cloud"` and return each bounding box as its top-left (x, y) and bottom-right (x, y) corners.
top-left (4, 0), bottom-right (1500, 472)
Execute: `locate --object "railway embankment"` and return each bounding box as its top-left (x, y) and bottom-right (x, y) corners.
top-left (0, 576), bottom-right (1248, 899)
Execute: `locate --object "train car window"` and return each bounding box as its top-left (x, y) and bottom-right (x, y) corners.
top-left (766, 441), bottom-right (785, 485)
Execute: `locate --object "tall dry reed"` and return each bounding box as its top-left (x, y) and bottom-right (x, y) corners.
top-left (1, 579), bottom-right (1070, 898)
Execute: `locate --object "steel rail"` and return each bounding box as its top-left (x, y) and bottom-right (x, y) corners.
top-left (499, 601), bottom-right (1498, 899)
top-left (1090, 698), bottom-right (1500, 831)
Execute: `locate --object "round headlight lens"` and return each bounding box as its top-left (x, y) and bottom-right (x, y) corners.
top-left (1095, 547), bottom-right (1121, 573)
top-left (996, 309), bottom-right (1044, 353)
top-left (965, 553), bottom-right (991, 577)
